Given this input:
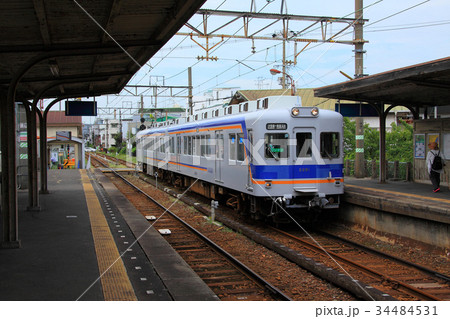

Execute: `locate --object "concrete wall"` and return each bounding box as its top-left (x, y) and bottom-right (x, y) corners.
top-left (339, 203), bottom-right (449, 250)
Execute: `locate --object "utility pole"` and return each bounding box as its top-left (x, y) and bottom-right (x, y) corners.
top-left (188, 67), bottom-right (193, 115)
top-left (354, 0), bottom-right (365, 178)
top-left (355, 116), bottom-right (365, 178)
top-left (140, 94), bottom-right (144, 118)
top-left (354, 0), bottom-right (365, 78)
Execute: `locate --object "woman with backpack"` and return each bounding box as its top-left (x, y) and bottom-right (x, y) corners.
top-left (426, 141), bottom-right (445, 193)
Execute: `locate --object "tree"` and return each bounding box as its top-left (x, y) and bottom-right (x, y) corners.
top-left (363, 124), bottom-right (379, 161)
top-left (343, 117), bottom-right (356, 160)
top-left (112, 131), bottom-right (123, 150)
top-left (386, 120), bottom-right (413, 162)
top-left (343, 117), bottom-right (413, 162)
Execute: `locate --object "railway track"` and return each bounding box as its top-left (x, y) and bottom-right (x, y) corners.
top-left (89, 155), bottom-right (290, 300)
top-left (265, 227), bottom-right (450, 301)
top-left (88, 152), bottom-right (134, 168)
top-left (89, 153), bottom-right (449, 301)
top-left (131, 170), bottom-right (450, 301)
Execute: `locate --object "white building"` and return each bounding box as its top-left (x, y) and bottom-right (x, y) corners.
top-left (90, 118), bottom-right (121, 149)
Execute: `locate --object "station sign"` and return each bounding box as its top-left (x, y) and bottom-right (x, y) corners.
top-left (65, 101), bottom-right (97, 116)
top-left (335, 103), bottom-right (378, 117)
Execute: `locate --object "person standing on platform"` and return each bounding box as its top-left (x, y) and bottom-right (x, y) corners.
top-left (426, 141), bottom-right (445, 193)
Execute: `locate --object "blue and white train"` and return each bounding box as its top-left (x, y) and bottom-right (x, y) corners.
top-left (136, 96), bottom-right (344, 222)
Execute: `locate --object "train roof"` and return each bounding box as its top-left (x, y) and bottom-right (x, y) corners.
top-left (136, 98), bottom-right (342, 139)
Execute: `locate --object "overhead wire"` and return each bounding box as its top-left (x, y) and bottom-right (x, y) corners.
top-left (111, 0), bottom-right (433, 110)
top-left (107, 0), bottom-right (230, 109)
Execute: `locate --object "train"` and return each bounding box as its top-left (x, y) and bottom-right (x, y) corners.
top-left (136, 95), bottom-right (344, 223)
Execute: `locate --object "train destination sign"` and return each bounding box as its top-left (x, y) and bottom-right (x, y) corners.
top-left (266, 123), bottom-right (287, 130)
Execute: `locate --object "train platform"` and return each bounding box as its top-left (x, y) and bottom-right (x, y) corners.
top-left (342, 177), bottom-right (450, 250)
top-left (0, 169), bottom-right (218, 301)
top-left (344, 177), bottom-right (450, 222)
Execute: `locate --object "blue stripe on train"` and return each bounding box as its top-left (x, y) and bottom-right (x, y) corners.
top-left (251, 164), bottom-right (343, 180)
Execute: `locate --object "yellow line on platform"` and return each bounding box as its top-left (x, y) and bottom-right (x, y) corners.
top-left (345, 183), bottom-right (450, 204)
top-left (80, 169), bottom-right (137, 301)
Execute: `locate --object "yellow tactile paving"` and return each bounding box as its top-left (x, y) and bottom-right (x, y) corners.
top-left (80, 169), bottom-right (137, 301)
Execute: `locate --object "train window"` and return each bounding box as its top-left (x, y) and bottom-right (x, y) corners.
top-left (263, 98), bottom-right (269, 109)
top-left (296, 133), bottom-right (312, 157)
top-left (169, 136), bottom-right (175, 154)
top-left (176, 136), bottom-right (181, 155)
top-left (200, 135), bottom-right (206, 156)
top-left (229, 133), bottom-right (236, 160)
top-left (237, 133), bottom-right (245, 161)
top-left (320, 132), bottom-right (340, 159)
top-left (193, 136), bottom-right (201, 156)
top-left (183, 136), bottom-right (188, 154)
top-left (244, 103), bottom-right (248, 112)
top-left (201, 135), bottom-right (211, 156)
top-left (159, 137), bottom-right (165, 153)
top-left (187, 136), bottom-right (192, 155)
top-left (265, 133), bottom-right (289, 159)
top-left (206, 135), bottom-right (212, 156)
top-left (216, 134), bottom-right (224, 159)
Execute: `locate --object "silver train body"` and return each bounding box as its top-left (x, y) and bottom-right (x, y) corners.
top-left (136, 96), bottom-right (344, 221)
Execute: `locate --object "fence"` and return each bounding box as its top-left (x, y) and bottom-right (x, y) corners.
top-left (344, 159), bottom-right (412, 181)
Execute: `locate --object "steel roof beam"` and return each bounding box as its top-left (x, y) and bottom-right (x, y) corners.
top-left (196, 9), bottom-right (367, 23)
top-left (0, 39), bottom-right (163, 54)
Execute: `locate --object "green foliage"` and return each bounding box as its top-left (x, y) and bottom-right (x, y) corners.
top-left (386, 120), bottom-right (413, 162)
top-left (108, 146), bottom-right (117, 154)
top-left (343, 118), bottom-right (413, 162)
top-left (119, 147), bottom-right (127, 155)
top-left (363, 124), bottom-right (379, 160)
top-left (343, 117), bottom-right (356, 160)
top-left (132, 146), bottom-right (136, 157)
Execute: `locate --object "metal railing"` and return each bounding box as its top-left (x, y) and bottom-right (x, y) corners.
top-left (344, 159), bottom-right (412, 181)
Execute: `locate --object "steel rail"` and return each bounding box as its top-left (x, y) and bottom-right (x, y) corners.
top-left (270, 227), bottom-right (442, 301)
top-left (316, 229), bottom-right (450, 282)
top-left (90, 154), bottom-right (291, 301)
top-left (114, 171), bottom-right (291, 301)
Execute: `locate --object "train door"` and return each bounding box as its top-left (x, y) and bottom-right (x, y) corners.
top-left (176, 134), bottom-right (181, 171)
top-left (215, 130), bottom-right (223, 182)
top-left (246, 129), bottom-right (253, 189)
top-left (293, 127), bottom-right (316, 190)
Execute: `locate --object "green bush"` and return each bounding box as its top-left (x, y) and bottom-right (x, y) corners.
top-left (108, 146), bottom-right (117, 154)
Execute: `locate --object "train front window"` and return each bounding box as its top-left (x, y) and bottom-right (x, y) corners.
top-left (265, 133), bottom-right (289, 159)
top-left (237, 133), bottom-right (245, 161)
top-left (320, 132), bottom-right (340, 159)
top-left (296, 133), bottom-right (312, 157)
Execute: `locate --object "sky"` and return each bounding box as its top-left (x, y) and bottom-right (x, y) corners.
top-left (81, 0), bottom-right (450, 123)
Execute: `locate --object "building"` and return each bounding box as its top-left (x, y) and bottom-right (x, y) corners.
top-left (38, 111), bottom-right (85, 169)
top-left (89, 118), bottom-right (121, 149)
top-left (229, 89), bottom-right (412, 130)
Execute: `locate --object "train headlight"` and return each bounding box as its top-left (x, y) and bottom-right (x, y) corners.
top-left (291, 107), bottom-right (300, 116)
top-left (265, 180), bottom-right (272, 188)
top-left (311, 107), bottom-right (319, 117)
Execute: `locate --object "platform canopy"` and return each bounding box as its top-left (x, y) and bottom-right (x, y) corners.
top-left (314, 57), bottom-right (450, 108)
top-left (0, 0), bottom-right (206, 100)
